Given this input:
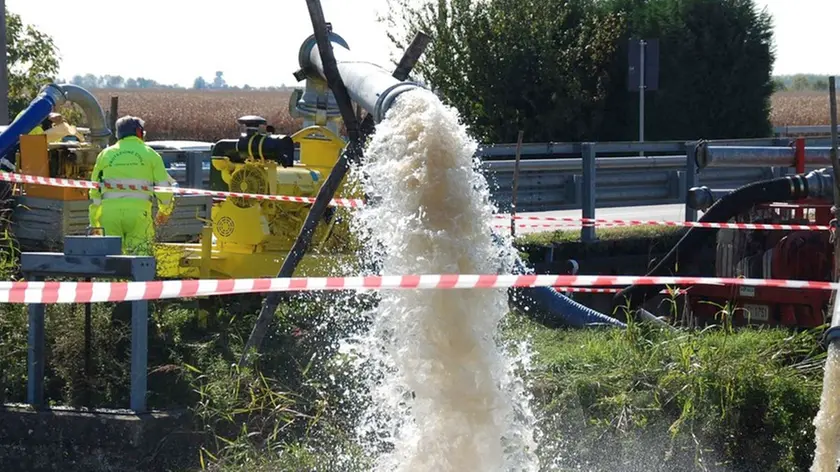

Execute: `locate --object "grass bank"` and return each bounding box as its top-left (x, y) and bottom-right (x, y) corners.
top-left (513, 225), bottom-right (691, 275)
top-left (501, 313), bottom-right (826, 472)
top-left (0, 291), bottom-right (829, 471)
top-left (514, 225), bottom-right (684, 247)
top-left (0, 224), bottom-right (829, 471)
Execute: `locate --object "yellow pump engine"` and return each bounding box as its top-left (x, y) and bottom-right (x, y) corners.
top-left (154, 116), bottom-right (361, 279)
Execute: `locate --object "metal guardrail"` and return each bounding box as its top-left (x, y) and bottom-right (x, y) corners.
top-left (160, 136), bottom-right (836, 243)
top-left (774, 125), bottom-right (840, 136)
top-left (12, 195), bottom-right (212, 251)
top-left (476, 138), bottom-right (835, 241)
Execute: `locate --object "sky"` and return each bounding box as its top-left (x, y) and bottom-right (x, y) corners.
top-left (6, 0), bottom-right (839, 88)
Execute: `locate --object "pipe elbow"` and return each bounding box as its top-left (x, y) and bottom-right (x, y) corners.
top-left (57, 84), bottom-right (111, 146)
top-left (297, 32), bottom-right (350, 77)
top-left (38, 83), bottom-right (68, 108)
top-left (824, 326), bottom-right (840, 348)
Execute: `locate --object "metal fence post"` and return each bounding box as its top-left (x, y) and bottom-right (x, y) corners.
top-left (581, 143), bottom-right (597, 242)
top-left (108, 97), bottom-right (119, 146)
top-left (130, 299), bottom-right (148, 412)
top-left (684, 141), bottom-right (698, 222)
top-left (26, 276), bottom-right (45, 407)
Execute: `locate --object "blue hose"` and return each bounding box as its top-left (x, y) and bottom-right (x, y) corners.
top-left (497, 232), bottom-right (626, 329)
top-left (0, 84), bottom-right (66, 159)
top-left (511, 285), bottom-right (627, 329)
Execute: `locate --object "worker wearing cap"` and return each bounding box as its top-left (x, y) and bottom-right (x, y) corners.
top-left (88, 116), bottom-right (176, 255)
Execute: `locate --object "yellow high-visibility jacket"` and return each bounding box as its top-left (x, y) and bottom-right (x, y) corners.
top-left (88, 136), bottom-right (175, 227)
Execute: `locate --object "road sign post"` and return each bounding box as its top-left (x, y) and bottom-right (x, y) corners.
top-left (628, 39), bottom-right (659, 154)
top-left (639, 40), bottom-right (645, 147)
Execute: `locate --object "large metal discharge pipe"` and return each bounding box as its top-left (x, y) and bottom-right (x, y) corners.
top-left (59, 84), bottom-right (111, 148)
top-left (0, 83), bottom-right (111, 159)
top-left (298, 32), bottom-right (426, 124)
top-left (696, 144), bottom-right (834, 169)
top-left (0, 84), bottom-right (64, 158)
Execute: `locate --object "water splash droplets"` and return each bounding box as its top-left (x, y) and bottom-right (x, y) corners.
top-left (344, 88), bottom-right (539, 471)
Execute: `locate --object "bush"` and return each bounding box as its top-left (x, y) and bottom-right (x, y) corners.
top-left (387, 0), bottom-right (775, 143)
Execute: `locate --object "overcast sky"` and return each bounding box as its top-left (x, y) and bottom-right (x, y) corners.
top-left (7, 0), bottom-right (839, 88)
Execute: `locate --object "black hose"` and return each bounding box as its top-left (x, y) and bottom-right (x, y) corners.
top-left (612, 174), bottom-right (808, 310)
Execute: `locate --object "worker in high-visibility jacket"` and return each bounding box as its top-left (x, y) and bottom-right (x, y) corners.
top-left (88, 115), bottom-right (175, 255)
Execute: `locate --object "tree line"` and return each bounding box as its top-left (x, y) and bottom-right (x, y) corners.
top-left (774, 74), bottom-right (839, 93)
top-left (4, 3), bottom-right (823, 142)
top-left (65, 71), bottom-right (289, 92)
top-left (385, 0), bottom-right (778, 143)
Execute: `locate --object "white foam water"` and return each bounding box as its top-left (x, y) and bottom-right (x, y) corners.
top-left (811, 344), bottom-right (840, 472)
top-left (344, 88), bottom-right (539, 471)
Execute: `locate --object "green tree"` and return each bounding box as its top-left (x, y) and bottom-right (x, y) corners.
top-left (6, 10), bottom-right (60, 120)
top-left (600, 0), bottom-right (776, 140)
top-left (384, 0), bottom-right (625, 143)
top-left (385, 0), bottom-right (775, 143)
top-left (791, 74), bottom-right (810, 91)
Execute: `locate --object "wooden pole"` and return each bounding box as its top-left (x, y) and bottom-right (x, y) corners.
top-left (510, 130), bottom-right (524, 237)
top-left (108, 97), bottom-right (119, 145)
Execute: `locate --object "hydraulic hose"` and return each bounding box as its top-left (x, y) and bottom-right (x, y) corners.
top-left (505, 241), bottom-right (626, 329)
top-left (511, 286), bottom-right (628, 328)
top-left (0, 83), bottom-right (110, 159)
top-left (612, 169), bottom-right (834, 310)
top-left (0, 84), bottom-right (66, 158)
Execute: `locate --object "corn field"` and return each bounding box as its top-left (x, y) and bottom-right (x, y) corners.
top-left (84, 89), bottom-right (836, 142)
top-left (91, 89), bottom-right (300, 142)
top-left (771, 91), bottom-right (837, 127)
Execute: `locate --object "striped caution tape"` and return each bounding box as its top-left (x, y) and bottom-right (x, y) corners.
top-left (0, 171), bottom-right (365, 208)
top-left (2, 171), bottom-right (829, 231)
top-left (556, 287), bottom-right (688, 295)
top-left (0, 274), bottom-right (835, 304)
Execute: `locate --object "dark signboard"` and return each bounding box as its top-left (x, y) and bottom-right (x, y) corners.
top-left (627, 39), bottom-right (660, 91)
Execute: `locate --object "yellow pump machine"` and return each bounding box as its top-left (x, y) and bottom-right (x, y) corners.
top-left (4, 27), bottom-right (426, 281)
top-left (153, 116), bottom-right (363, 280)
top-left (5, 84), bottom-right (212, 251)
top-left (153, 28), bottom-right (431, 280)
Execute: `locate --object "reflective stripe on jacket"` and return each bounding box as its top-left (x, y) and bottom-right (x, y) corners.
top-left (88, 136), bottom-right (175, 226)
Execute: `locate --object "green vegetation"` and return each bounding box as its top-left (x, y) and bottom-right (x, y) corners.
top-left (386, 0), bottom-right (775, 143)
top-left (773, 74), bottom-right (839, 93)
top-left (1, 288), bottom-right (828, 471)
top-left (5, 10), bottom-right (60, 120)
top-left (514, 225), bottom-right (683, 246)
top-left (501, 312), bottom-right (826, 471)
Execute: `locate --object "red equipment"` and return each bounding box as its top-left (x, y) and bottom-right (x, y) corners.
top-left (686, 199), bottom-right (834, 328)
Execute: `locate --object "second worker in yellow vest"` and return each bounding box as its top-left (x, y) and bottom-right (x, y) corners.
top-left (88, 115), bottom-right (176, 255)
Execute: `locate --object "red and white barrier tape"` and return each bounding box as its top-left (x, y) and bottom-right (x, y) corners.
top-left (0, 171), bottom-right (366, 208)
top-left (3, 171), bottom-right (828, 231)
top-left (493, 214), bottom-right (830, 231)
top-left (555, 287), bottom-right (688, 295)
top-left (0, 274), bottom-right (833, 304)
